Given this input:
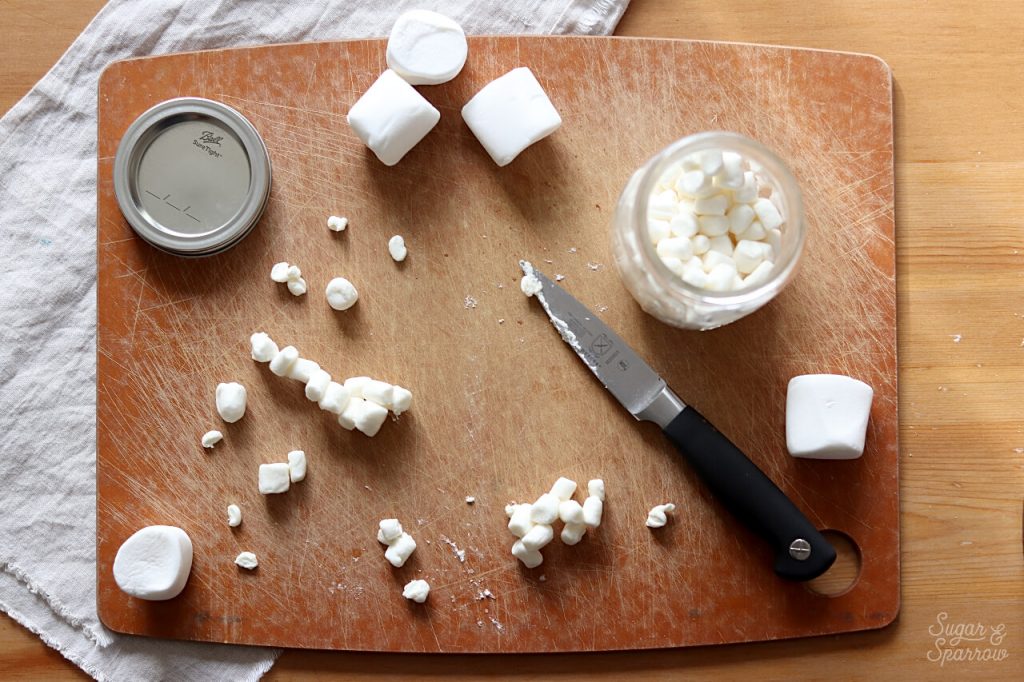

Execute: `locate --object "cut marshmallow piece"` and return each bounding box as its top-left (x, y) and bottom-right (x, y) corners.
top-left (561, 522), bottom-right (586, 546)
top-left (582, 496), bottom-right (603, 528)
top-left (287, 450), bottom-right (306, 482)
top-left (270, 262), bottom-right (290, 283)
top-left (378, 519), bottom-right (404, 545)
top-left (258, 463), bottom-right (290, 494)
top-left (521, 523), bottom-right (554, 552)
top-left (215, 382), bottom-right (247, 423)
top-left (269, 346), bottom-right (299, 377)
top-left (530, 493), bottom-right (560, 525)
top-left (287, 358), bottom-right (319, 383)
top-left (327, 215), bottom-right (348, 232)
top-left (786, 374), bottom-right (873, 460)
top-left (387, 9), bottom-right (467, 85)
top-left (362, 380), bottom-right (394, 408)
top-left (462, 67), bottom-right (562, 167)
top-left (305, 369), bottom-right (331, 402)
top-left (388, 235), bottom-right (408, 262)
top-left (347, 69), bottom-right (440, 166)
top-left (235, 552), bottom-right (258, 570)
top-left (344, 376), bottom-right (371, 398)
top-left (227, 504), bottom-right (242, 527)
top-left (384, 532), bottom-right (417, 567)
top-left (201, 430), bottom-right (222, 449)
top-left (550, 477), bottom-right (577, 501)
top-left (112, 526), bottom-right (193, 600)
top-left (318, 382), bottom-right (351, 414)
top-left (391, 386), bottom-right (413, 415)
top-left (250, 332), bottom-right (279, 362)
top-left (326, 277), bottom-right (359, 311)
top-left (287, 278), bottom-right (307, 296)
top-left (402, 578), bottom-right (431, 603)
top-left (558, 500), bottom-right (584, 525)
top-left (352, 399), bottom-right (389, 437)
top-left (511, 539), bottom-right (543, 568)
top-left (507, 503), bottom-right (534, 538)
top-left (646, 503), bottom-right (676, 528)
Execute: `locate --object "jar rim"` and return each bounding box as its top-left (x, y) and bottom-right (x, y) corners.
top-left (633, 131), bottom-right (806, 306)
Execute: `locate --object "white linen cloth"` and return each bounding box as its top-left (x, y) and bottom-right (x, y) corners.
top-left (0, 1), bottom-right (629, 680)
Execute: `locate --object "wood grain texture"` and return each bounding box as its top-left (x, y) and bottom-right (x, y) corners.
top-left (94, 36), bottom-right (895, 652)
top-left (1, 0), bottom-right (1021, 679)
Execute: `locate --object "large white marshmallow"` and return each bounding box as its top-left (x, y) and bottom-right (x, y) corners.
top-left (461, 67), bottom-right (562, 167)
top-left (112, 525), bottom-right (193, 600)
top-left (347, 69), bottom-right (440, 166)
top-left (387, 10), bottom-right (467, 86)
top-left (786, 374), bottom-right (873, 460)
top-left (215, 382), bottom-right (247, 423)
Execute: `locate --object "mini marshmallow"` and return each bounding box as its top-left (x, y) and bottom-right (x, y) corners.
top-left (287, 450), bottom-right (306, 482)
top-left (753, 198), bottom-right (784, 231)
top-left (287, 358), bottom-right (319, 383)
top-left (304, 369), bottom-right (331, 401)
top-left (744, 220), bottom-right (767, 241)
top-left (354, 399), bottom-right (389, 437)
top-left (269, 346), bottom-right (299, 376)
top-left (344, 376), bottom-right (371, 398)
top-left (691, 234), bottom-right (711, 255)
top-left (676, 169), bottom-right (712, 197)
top-left (362, 380), bottom-right (394, 408)
top-left (384, 532), bottom-right (417, 567)
top-left (402, 578), bottom-right (431, 603)
top-left (734, 239), bottom-right (770, 275)
top-left (702, 250), bottom-right (734, 272)
top-left (462, 67), bottom-right (562, 167)
top-left (386, 9), bottom-right (467, 85)
top-left (530, 493), bottom-right (560, 525)
top-left (287, 278), bottom-right (307, 296)
top-left (582, 496), bottom-right (603, 528)
top-left (391, 386), bottom-right (413, 415)
top-left (682, 266), bottom-right (709, 288)
top-left (587, 479), bottom-right (605, 501)
top-left (347, 69), bottom-right (440, 166)
top-left (378, 519), bottom-right (404, 545)
top-left (250, 332), bottom-right (279, 362)
top-left (670, 213), bottom-right (699, 238)
top-left (706, 262), bottom-right (738, 292)
top-left (708, 234), bottom-right (734, 256)
top-left (743, 260), bottom-right (775, 288)
top-left (112, 525), bottom-right (193, 601)
top-left (766, 228), bottom-right (782, 257)
top-left (388, 235), bottom-right (408, 262)
top-left (318, 381), bottom-right (351, 414)
top-left (234, 551), bottom-right (258, 570)
top-left (648, 190), bottom-right (678, 220)
top-left (694, 194), bottom-right (728, 216)
top-left (338, 396), bottom-right (368, 430)
top-left (520, 523), bottom-right (554, 552)
top-left (511, 539), bottom-right (544, 568)
top-left (646, 503), bottom-right (676, 528)
top-left (733, 171), bottom-right (758, 203)
top-left (549, 477), bottom-right (577, 501)
top-left (697, 149), bottom-right (723, 175)
top-left (507, 503), bottom-right (534, 538)
top-left (201, 430), bottom-right (222, 448)
top-left (661, 257), bottom-right (685, 277)
top-left (227, 504), bottom-right (242, 527)
top-left (560, 522), bottom-right (587, 546)
top-left (326, 277), bottom-right (359, 311)
top-left (286, 265), bottom-right (302, 282)
top-left (648, 219), bottom-right (671, 244)
top-left (786, 374), bottom-right (873, 460)
top-left (270, 262), bottom-right (290, 283)
top-left (258, 463), bottom-right (290, 494)
top-left (714, 151), bottom-right (744, 189)
top-left (656, 237), bottom-right (694, 261)
top-left (727, 204), bottom-right (756, 236)
top-left (558, 499), bottom-right (584, 525)
top-left (504, 504), bottom-right (518, 518)
top-left (215, 382), bottom-right (247, 423)
top-left (327, 215), bottom-right (348, 232)
top-left (698, 214), bottom-right (729, 236)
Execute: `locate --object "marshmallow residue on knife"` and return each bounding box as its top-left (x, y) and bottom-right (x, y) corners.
top-left (112, 525), bottom-right (193, 600)
top-left (386, 9), bottom-right (467, 86)
top-left (462, 67), bottom-right (562, 166)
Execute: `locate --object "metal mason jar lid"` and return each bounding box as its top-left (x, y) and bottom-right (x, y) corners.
top-left (113, 97), bottom-right (271, 257)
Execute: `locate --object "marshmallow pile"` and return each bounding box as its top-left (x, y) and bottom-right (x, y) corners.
top-left (250, 332), bottom-right (412, 437)
top-left (258, 449), bottom-right (307, 494)
top-left (270, 261), bottom-right (308, 296)
top-left (647, 148), bottom-right (785, 291)
top-left (377, 518), bottom-right (417, 568)
top-left (347, 10), bottom-right (561, 167)
top-left (786, 374), bottom-right (874, 460)
top-left (505, 477), bottom-right (605, 568)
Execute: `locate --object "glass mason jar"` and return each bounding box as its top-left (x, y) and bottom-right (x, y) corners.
top-left (611, 131), bottom-right (805, 330)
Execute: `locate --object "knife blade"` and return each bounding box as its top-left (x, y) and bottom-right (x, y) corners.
top-left (520, 260), bottom-right (836, 581)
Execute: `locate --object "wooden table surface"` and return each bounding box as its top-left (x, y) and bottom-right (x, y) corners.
top-left (1, 1), bottom-right (1021, 680)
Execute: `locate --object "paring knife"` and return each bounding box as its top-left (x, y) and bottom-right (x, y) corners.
top-left (520, 261), bottom-right (836, 581)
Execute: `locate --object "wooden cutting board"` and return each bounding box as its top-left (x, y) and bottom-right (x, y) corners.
top-left (96, 36), bottom-right (897, 652)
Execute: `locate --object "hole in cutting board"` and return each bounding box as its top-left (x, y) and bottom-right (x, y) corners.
top-left (806, 529), bottom-right (861, 597)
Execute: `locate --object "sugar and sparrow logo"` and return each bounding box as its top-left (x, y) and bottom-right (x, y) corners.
top-left (927, 612), bottom-right (1009, 667)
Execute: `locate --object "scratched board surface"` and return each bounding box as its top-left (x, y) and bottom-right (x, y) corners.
top-left (96, 37), bottom-right (897, 652)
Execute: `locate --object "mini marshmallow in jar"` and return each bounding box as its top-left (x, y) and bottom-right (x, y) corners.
top-left (611, 132), bottom-right (805, 330)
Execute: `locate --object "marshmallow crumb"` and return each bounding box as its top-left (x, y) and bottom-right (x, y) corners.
top-left (201, 430), bottom-right (222, 448)
top-left (646, 503), bottom-right (676, 528)
top-left (327, 215), bottom-right (348, 232)
top-left (235, 551), bottom-right (258, 569)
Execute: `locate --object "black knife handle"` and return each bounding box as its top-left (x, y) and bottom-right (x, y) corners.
top-left (664, 406), bottom-right (836, 581)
